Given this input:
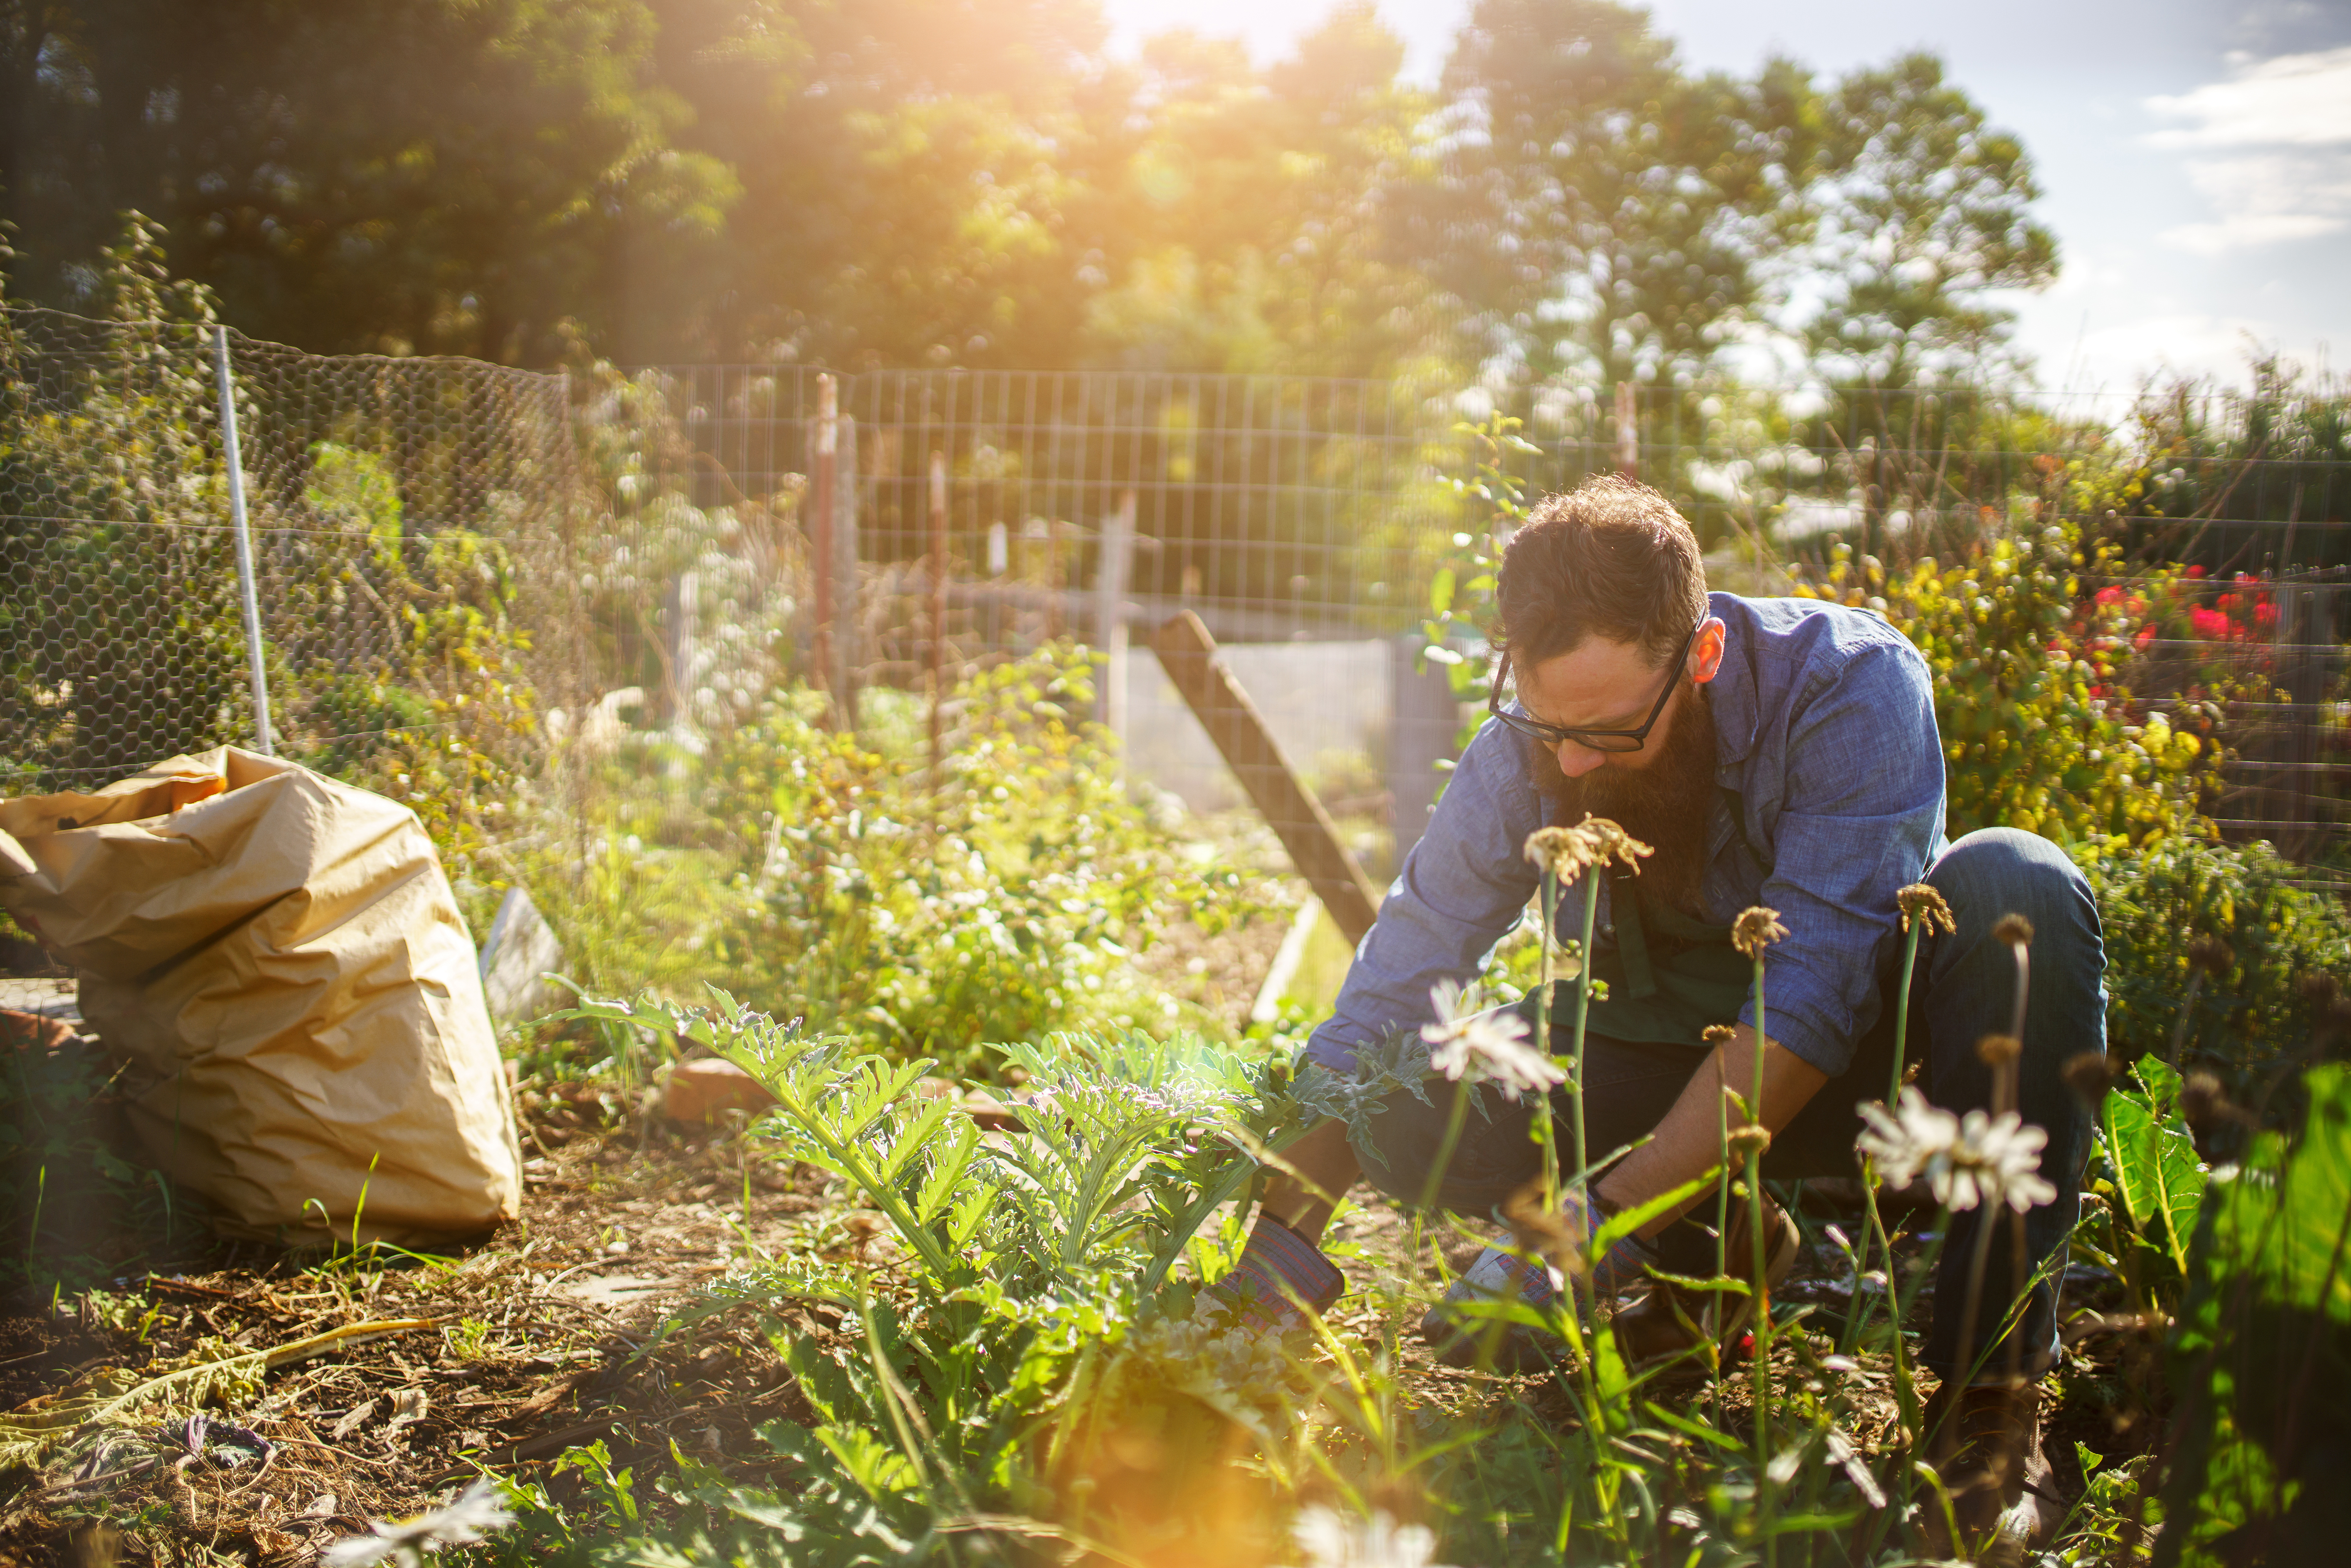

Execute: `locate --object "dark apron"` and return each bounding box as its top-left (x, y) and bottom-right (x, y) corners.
top-left (1552, 867), bottom-right (1749, 1048)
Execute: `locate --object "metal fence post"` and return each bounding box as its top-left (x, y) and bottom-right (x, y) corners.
top-left (212, 324), bottom-right (275, 757)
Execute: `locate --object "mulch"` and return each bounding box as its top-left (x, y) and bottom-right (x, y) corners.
top-left (0, 1081), bottom-right (2150, 1567)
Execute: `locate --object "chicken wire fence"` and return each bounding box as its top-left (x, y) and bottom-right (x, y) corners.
top-left (3, 306), bottom-right (2346, 888)
top-left (0, 308), bottom-right (590, 839)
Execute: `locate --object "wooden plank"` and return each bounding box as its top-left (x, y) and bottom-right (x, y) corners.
top-left (1150, 611), bottom-right (1383, 946)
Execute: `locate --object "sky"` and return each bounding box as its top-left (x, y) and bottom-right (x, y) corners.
top-left (1101, 0), bottom-right (2351, 403)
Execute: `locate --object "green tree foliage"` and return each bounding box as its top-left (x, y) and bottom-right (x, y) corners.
top-left (5, 0), bottom-right (2053, 390)
top-left (4, 0), bottom-right (738, 362)
top-left (1409, 0), bottom-right (1819, 387)
top-left (1802, 53), bottom-right (2058, 389)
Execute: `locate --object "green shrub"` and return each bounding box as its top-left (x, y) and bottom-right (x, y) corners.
top-left (527, 649), bottom-right (1279, 1074)
top-left (2083, 833), bottom-right (2351, 1081)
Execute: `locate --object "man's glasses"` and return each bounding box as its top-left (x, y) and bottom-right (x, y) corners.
top-left (1488, 619), bottom-right (1702, 753)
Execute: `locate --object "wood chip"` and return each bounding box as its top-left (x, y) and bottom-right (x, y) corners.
top-left (329, 1401), bottom-right (376, 1440)
top-left (383, 1388), bottom-right (429, 1434)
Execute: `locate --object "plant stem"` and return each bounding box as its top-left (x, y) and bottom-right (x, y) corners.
top-left (1537, 867), bottom-right (1560, 1214)
top-left (1748, 956), bottom-right (1774, 1565)
top-left (1564, 874), bottom-right (1599, 1201)
top-left (1418, 1077), bottom-right (1474, 1218)
top-left (1889, 921), bottom-right (1924, 1106)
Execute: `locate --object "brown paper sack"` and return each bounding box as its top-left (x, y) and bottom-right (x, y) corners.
top-left (0, 747), bottom-right (521, 1244)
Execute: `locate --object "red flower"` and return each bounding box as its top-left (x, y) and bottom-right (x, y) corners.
top-left (2134, 624), bottom-right (2158, 651)
top-left (2190, 606), bottom-right (2231, 640)
top-left (2096, 585), bottom-right (2123, 606)
top-left (2187, 564), bottom-right (2208, 579)
top-left (2256, 601), bottom-right (2279, 629)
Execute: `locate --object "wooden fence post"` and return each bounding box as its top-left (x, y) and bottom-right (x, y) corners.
top-left (810, 374), bottom-right (837, 726)
top-left (1097, 490), bottom-right (1135, 747)
top-left (1615, 380), bottom-right (1638, 479)
top-left (929, 450), bottom-right (948, 783)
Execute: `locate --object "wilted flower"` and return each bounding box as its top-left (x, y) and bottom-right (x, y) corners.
top-left (1976, 1032), bottom-right (2022, 1068)
top-left (1423, 991), bottom-right (1562, 1098)
top-left (1992, 913), bottom-right (2035, 949)
top-left (1523, 816), bottom-right (1652, 881)
top-left (2186, 935), bottom-right (2235, 978)
top-left (323, 1480), bottom-right (515, 1567)
top-left (1856, 1088), bottom-right (2056, 1214)
top-left (1896, 884), bottom-right (1957, 937)
top-left (1731, 907), bottom-right (1787, 960)
top-left (2061, 1050), bottom-right (2119, 1103)
top-left (1287, 1506), bottom-right (1458, 1568)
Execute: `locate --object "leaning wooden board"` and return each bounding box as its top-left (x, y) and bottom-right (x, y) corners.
top-left (1150, 611), bottom-right (1383, 946)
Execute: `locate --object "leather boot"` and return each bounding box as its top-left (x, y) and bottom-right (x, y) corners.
top-left (1921, 1379), bottom-right (2059, 1564)
top-left (1612, 1192), bottom-right (1800, 1374)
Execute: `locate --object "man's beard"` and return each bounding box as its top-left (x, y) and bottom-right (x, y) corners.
top-left (1532, 679), bottom-right (1718, 915)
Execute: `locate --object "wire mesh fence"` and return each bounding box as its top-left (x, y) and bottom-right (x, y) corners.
top-left (4, 306), bottom-right (2347, 899)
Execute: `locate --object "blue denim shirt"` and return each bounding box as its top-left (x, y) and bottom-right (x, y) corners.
top-left (1306, 592), bottom-right (1947, 1080)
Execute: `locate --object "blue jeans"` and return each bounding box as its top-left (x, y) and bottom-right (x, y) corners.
top-left (1349, 828), bottom-right (2105, 1382)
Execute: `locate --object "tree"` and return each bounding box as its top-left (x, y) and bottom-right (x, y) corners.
top-left (1401, 0), bottom-right (1820, 390)
top-left (1802, 52), bottom-right (2057, 388)
top-left (3, 0), bottom-right (737, 363)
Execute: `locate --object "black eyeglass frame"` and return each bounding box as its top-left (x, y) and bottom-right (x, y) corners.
top-left (1488, 618), bottom-right (1704, 753)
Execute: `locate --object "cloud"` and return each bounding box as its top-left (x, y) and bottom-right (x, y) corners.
top-left (2146, 45), bottom-right (2351, 148)
top-left (2146, 45), bottom-right (2351, 252)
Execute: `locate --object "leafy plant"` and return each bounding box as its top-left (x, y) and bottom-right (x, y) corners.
top-left (2158, 1064), bottom-right (2351, 1564)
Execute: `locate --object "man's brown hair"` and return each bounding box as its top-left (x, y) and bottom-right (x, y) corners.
top-left (1496, 475), bottom-right (1708, 669)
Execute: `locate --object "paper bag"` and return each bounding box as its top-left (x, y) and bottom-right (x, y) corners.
top-left (0, 747), bottom-right (521, 1244)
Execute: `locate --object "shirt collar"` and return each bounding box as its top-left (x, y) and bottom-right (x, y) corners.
top-left (1705, 591), bottom-right (1761, 776)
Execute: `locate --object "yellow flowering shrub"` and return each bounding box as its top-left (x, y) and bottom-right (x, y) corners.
top-left (1792, 525), bottom-right (2223, 849)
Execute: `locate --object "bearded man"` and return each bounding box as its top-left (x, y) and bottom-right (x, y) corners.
top-left (1211, 476), bottom-right (2103, 1550)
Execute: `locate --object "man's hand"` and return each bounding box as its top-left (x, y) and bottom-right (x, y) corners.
top-left (1595, 1023), bottom-right (1826, 1237)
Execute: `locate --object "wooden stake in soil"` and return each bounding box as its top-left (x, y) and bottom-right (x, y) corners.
top-left (1151, 610), bottom-right (1383, 945)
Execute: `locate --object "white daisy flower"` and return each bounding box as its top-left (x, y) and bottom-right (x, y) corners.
top-left (1423, 989), bottom-right (1563, 1098)
top-left (323, 1479), bottom-right (516, 1567)
top-left (1856, 1087), bottom-right (2056, 1214)
top-left (1288, 1505), bottom-right (1458, 1568)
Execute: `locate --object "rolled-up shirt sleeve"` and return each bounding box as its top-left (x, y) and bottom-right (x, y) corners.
top-left (1741, 641), bottom-right (1945, 1076)
top-left (1303, 716), bottom-right (1547, 1075)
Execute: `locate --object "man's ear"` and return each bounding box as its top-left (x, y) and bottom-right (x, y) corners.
top-left (1690, 617), bottom-right (1727, 684)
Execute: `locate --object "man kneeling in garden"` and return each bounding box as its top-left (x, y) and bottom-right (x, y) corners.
top-left (1212, 476), bottom-right (2101, 1547)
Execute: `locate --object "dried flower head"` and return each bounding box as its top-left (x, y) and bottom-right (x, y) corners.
top-left (1702, 1023), bottom-right (1737, 1043)
top-left (1523, 816), bottom-right (1653, 881)
top-left (1992, 913), bottom-right (2035, 948)
top-left (2186, 936), bottom-right (2235, 979)
top-left (1726, 1125), bottom-right (1772, 1159)
top-left (324, 1480), bottom-right (515, 1568)
top-left (1422, 987), bottom-right (1562, 1098)
top-left (1896, 884), bottom-right (1957, 937)
top-left (1731, 907), bottom-right (1788, 960)
top-left (2062, 1051), bottom-right (2119, 1103)
top-left (1976, 1033), bottom-right (2022, 1068)
top-left (1855, 1088), bottom-right (2056, 1213)
top-left (2178, 1071), bottom-right (2240, 1133)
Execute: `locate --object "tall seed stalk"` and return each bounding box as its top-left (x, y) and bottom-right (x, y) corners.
top-left (1851, 885), bottom-right (1955, 1352)
top-left (1522, 818), bottom-right (1650, 1561)
top-left (1731, 906), bottom-right (1787, 1564)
